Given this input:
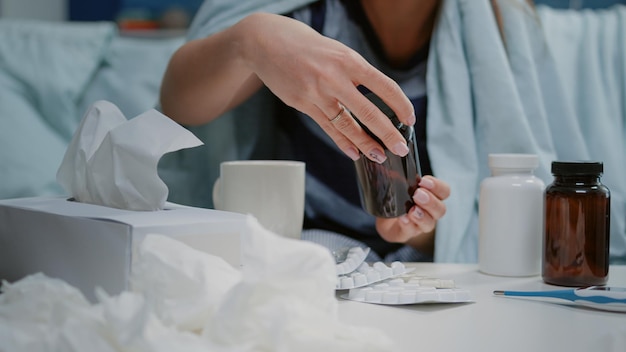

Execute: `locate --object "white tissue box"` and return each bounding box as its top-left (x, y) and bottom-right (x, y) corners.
top-left (0, 196), bottom-right (246, 301)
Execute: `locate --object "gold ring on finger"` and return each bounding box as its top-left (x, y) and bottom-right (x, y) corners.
top-left (329, 105), bottom-right (345, 123)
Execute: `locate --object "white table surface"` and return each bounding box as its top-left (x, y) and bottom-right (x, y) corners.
top-left (337, 263), bottom-right (626, 352)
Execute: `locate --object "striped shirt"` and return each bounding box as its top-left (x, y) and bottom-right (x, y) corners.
top-left (278, 0), bottom-right (432, 258)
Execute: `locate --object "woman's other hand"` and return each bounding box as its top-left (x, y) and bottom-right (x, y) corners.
top-left (375, 175), bottom-right (451, 256)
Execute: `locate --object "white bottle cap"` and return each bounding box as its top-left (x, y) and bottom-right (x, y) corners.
top-left (488, 153), bottom-right (538, 169)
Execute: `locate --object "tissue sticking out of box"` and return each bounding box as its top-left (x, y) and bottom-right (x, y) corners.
top-left (56, 100), bottom-right (202, 211)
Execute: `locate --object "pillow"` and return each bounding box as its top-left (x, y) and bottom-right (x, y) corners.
top-left (0, 20), bottom-right (115, 199)
top-left (0, 74), bottom-right (67, 197)
top-left (78, 35), bottom-right (185, 119)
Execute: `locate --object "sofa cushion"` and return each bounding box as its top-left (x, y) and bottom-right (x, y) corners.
top-left (77, 35), bottom-right (184, 119)
top-left (0, 20), bottom-right (184, 200)
top-left (0, 20), bottom-right (114, 199)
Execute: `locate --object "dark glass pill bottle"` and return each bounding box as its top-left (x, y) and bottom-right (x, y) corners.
top-left (353, 92), bottom-right (422, 218)
top-left (542, 161), bottom-right (610, 287)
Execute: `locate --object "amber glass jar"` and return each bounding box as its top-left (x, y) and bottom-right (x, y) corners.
top-left (542, 161), bottom-right (610, 287)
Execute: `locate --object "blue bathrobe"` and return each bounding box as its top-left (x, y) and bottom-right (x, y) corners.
top-left (160, 0), bottom-right (626, 264)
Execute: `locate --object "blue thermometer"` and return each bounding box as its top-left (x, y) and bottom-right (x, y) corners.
top-left (493, 286), bottom-right (626, 312)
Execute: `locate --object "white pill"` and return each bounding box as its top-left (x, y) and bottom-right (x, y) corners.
top-left (379, 267), bottom-right (393, 279)
top-left (399, 290), bottom-right (417, 304)
top-left (349, 286), bottom-right (371, 300)
top-left (418, 278), bottom-right (441, 287)
top-left (372, 283), bottom-right (390, 290)
top-left (349, 247), bottom-right (364, 255)
top-left (366, 270), bottom-right (381, 283)
top-left (382, 291), bottom-right (400, 304)
top-left (454, 289), bottom-right (472, 301)
top-left (357, 262), bottom-right (372, 273)
top-left (416, 290), bottom-right (439, 302)
top-left (391, 261), bottom-right (406, 275)
top-left (373, 262), bottom-right (387, 270)
top-left (340, 276), bottom-right (354, 289)
top-left (336, 263), bottom-right (346, 275)
top-left (438, 289), bottom-right (457, 302)
top-left (387, 278), bottom-right (405, 287)
top-left (364, 290), bottom-right (384, 303)
top-left (415, 286), bottom-right (437, 292)
top-left (403, 283), bottom-right (421, 290)
top-left (353, 273), bottom-right (368, 287)
top-left (407, 277), bottom-right (425, 285)
top-left (438, 279), bottom-right (456, 288)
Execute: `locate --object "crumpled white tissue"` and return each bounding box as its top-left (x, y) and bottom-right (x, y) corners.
top-left (0, 216), bottom-right (396, 352)
top-left (56, 100), bottom-right (202, 211)
top-left (131, 232), bottom-right (242, 332)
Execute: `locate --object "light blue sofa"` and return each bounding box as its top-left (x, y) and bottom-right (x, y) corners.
top-left (0, 19), bottom-right (184, 199)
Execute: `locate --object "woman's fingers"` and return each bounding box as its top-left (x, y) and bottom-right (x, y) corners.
top-left (419, 175), bottom-right (451, 202)
top-left (375, 176), bottom-right (450, 244)
top-left (335, 62), bottom-right (416, 156)
top-left (376, 210), bottom-right (434, 244)
top-left (316, 102), bottom-right (389, 163)
top-left (309, 105), bottom-right (362, 160)
top-left (412, 176), bottom-right (449, 221)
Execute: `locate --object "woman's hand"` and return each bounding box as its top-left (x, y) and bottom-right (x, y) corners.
top-left (163, 12), bottom-right (415, 163)
top-left (375, 175), bottom-right (451, 255)
top-left (237, 13), bottom-right (415, 163)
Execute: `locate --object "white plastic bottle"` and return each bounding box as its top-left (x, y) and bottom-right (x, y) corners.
top-left (478, 154), bottom-right (545, 277)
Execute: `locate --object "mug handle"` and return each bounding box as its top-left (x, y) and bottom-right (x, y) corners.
top-left (212, 177), bottom-right (222, 210)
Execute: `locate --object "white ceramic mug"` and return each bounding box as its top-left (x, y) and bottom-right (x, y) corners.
top-left (212, 160), bottom-right (305, 239)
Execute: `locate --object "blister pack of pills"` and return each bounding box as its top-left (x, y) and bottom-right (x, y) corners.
top-left (341, 278), bottom-right (472, 305)
top-left (337, 261), bottom-right (411, 289)
top-left (334, 246), bottom-right (371, 275)
top-left (334, 246), bottom-right (472, 305)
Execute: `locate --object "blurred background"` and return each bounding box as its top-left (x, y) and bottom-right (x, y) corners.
top-left (0, 0), bottom-right (202, 31)
top-left (538, 0), bottom-right (626, 8)
top-left (1, 0), bottom-right (625, 28)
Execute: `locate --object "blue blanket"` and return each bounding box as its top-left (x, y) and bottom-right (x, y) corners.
top-left (537, 4), bottom-right (626, 264)
top-left (162, 0), bottom-right (626, 263)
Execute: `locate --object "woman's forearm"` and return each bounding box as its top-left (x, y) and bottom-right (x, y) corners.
top-left (160, 15), bottom-right (264, 126)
